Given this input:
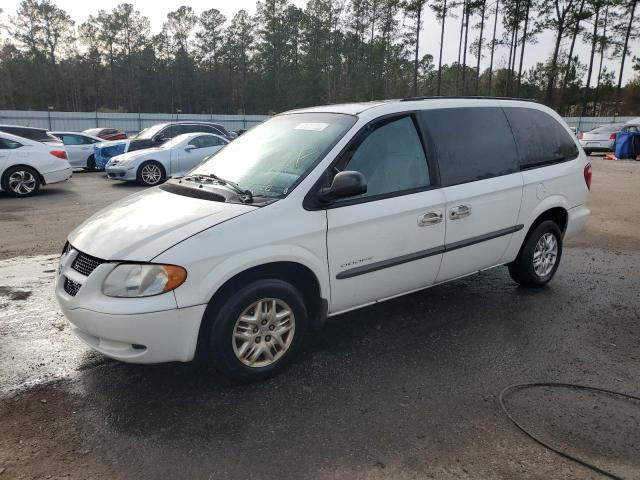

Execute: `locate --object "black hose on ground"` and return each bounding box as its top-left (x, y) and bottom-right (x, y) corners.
top-left (499, 382), bottom-right (640, 480)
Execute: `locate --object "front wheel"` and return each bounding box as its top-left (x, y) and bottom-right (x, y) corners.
top-left (508, 220), bottom-right (562, 288)
top-left (2, 165), bottom-right (41, 197)
top-left (202, 279), bottom-right (308, 382)
top-left (137, 160), bottom-right (165, 186)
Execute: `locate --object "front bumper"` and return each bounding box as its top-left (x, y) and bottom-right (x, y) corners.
top-left (55, 247), bottom-right (205, 363)
top-left (105, 164), bottom-right (136, 181)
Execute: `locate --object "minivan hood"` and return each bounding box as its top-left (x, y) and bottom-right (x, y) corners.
top-left (68, 187), bottom-right (257, 261)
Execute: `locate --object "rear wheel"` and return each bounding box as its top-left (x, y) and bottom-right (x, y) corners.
top-left (137, 160), bottom-right (165, 186)
top-left (2, 166), bottom-right (41, 197)
top-left (84, 154), bottom-right (96, 171)
top-left (508, 220), bottom-right (562, 288)
top-left (583, 149), bottom-right (592, 156)
top-left (202, 279), bottom-right (308, 382)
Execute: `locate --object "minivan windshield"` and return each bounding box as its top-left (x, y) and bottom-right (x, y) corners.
top-left (189, 113), bottom-right (356, 198)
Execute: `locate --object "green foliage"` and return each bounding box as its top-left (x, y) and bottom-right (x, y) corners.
top-left (0, 0), bottom-right (637, 114)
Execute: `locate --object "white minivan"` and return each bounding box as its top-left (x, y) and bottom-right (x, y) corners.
top-left (55, 98), bottom-right (591, 381)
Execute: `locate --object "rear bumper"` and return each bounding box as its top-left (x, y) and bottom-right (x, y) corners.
top-left (42, 166), bottom-right (72, 185)
top-left (579, 140), bottom-right (614, 152)
top-left (565, 204), bottom-right (590, 241)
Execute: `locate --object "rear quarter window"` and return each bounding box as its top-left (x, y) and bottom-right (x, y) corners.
top-left (419, 107), bottom-right (519, 187)
top-left (503, 107), bottom-right (578, 169)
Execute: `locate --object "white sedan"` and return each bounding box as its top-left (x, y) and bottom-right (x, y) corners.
top-left (105, 132), bottom-right (229, 186)
top-left (51, 131), bottom-right (104, 170)
top-left (0, 131), bottom-right (72, 197)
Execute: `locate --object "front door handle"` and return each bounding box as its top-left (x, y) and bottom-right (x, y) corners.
top-left (449, 204), bottom-right (472, 220)
top-left (418, 211), bottom-right (443, 227)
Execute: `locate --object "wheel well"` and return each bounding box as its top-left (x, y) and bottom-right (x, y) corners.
top-left (196, 262), bottom-right (325, 356)
top-left (2, 164), bottom-right (45, 185)
top-left (528, 207), bottom-right (568, 239)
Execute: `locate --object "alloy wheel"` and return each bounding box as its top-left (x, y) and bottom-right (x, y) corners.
top-left (533, 232), bottom-right (558, 277)
top-left (141, 164), bottom-right (162, 185)
top-left (8, 170), bottom-right (37, 195)
top-left (232, 298), bottom-right (296, 368)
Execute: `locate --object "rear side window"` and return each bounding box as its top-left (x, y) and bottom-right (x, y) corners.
top-left (419, 107), bottom-right (519, 187)
top-left (504, 107), bottom-right (579, 169)
top-left (0, 138), bottom-right (22, 149)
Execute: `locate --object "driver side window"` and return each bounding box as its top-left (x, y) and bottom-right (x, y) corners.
top-left (335, 115), bottom-right (431, 199)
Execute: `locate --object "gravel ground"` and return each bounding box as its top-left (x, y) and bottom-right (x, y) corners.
top-left (0, 158), bottom-right (639, 479)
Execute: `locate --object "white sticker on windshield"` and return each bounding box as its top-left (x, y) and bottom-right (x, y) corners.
top-left (294, 122), bottom-right (330, 131)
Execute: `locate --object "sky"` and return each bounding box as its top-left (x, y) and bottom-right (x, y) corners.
top-left (1, 0), bottom-right (638, 85)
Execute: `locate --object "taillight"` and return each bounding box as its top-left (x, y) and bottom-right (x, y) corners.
top-left (578, 132), bottom-right (583, 139)
top-left (610, 133), bottom-right (616, 140)
top-left (50, 150), bottom-right (67, 160)
top-left (584, 163), bottom-right (592, 190)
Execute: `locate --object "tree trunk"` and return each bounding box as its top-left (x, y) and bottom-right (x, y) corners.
top-left (593, 4), bottom-right (608, 116)
top-left (560, 0), bottom-right (585, 103)
top-left (581, 5), bottom-right (600, 117)
top-left (437, 0), bottom-right (448, 95)
top-left (616, 0), bottom-right (637, 105)
top-left (461, 0), bottom-right (471, 94)
top-left (488, 0), bottom-right (499, 95)
top-left (455, 0), bottom-right (466, 94)
top-left (516, 0), bottom-right (530, 97)
top-left (475, 0), bottom-right (487, 94)
top-left (506, 0), bottom-right (521, 96)
top-left (414, 3), bottom-right (421, 96)
top-left (545, 0), bottom-right (575, 106)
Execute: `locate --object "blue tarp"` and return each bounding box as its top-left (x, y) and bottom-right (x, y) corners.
top-left (615, 131), bottom-right (640, 159)
top-left (93, 141), bottom-right (128, 170)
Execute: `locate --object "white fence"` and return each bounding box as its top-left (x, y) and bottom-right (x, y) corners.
top-left (0, 110), bottom-right (636, 135)
top-left (0, 110), bottom-right (270, 135)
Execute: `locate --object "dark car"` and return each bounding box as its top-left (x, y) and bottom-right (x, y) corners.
top-left (93, 121), bottom-right (233, 170)
top-left (0, 125), bottom-right (62, 144)
top-left (82, 128), bottom-right (127, 141)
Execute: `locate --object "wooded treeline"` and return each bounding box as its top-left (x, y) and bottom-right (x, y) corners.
top-left (0, 0), bottom-right (638, 116)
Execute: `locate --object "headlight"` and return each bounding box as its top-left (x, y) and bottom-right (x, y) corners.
top-left (102, 263), bottom-right (187, 298)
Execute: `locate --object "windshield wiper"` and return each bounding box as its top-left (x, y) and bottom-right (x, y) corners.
top-left (190, 173), bottom-right (253, 203)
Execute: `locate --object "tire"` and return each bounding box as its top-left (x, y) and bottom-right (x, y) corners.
top-left (508, 220), bottom-right (563, 288)
top-left (202, 279), bottom-right (308, 382)
top-left (84, 154), bottom-right (96, 171)
top-left (1, 165), bottom-right (41, 197)
top-left (136, 160), bottom-right (165, 186)
top-left (583, 149), bottom-right (591, 156)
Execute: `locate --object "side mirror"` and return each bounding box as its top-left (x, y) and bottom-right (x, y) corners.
top-left (318, 171), bottom-right (367, 203)
top-left (185, 144), bottom-right (196, 152)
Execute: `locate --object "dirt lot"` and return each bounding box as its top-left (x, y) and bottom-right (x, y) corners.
top-left (1, 158), bottom-right (639, 479)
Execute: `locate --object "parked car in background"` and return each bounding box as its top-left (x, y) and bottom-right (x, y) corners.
top-left (0, 125), bottom-right (62, 145)
top-left (51, 131), bottom-right (104, 170)
top-left (0, 131), bottom-right (71, 197)
top-left (83, 128), bottom-right (127, 141)
top-left (106, 132), bottom-right (228, 186)
top-left (578, 124), bottom-right (625, 155)
top-left (55, 98), bottom-right (590, 381)
top-left (93, 121), bottom-right (233, 170)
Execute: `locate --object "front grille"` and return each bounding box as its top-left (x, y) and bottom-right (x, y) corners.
top-left (71, 250), bottom-right (105, 277)
top-left (64, 277), bottom-right (82, 296)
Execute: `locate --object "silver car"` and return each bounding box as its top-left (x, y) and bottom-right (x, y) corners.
top-left (105, 132), bottom-right (228, 186)
top-left (578, 124), bottom-right (625, 155)
top-left (51, 131), bottom-right (104, 169)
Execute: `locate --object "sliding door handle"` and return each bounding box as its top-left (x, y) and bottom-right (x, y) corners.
top-left (418, 211), bottom-right (443, 226)
top-left (449, 205), bottom-right (472, 220)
